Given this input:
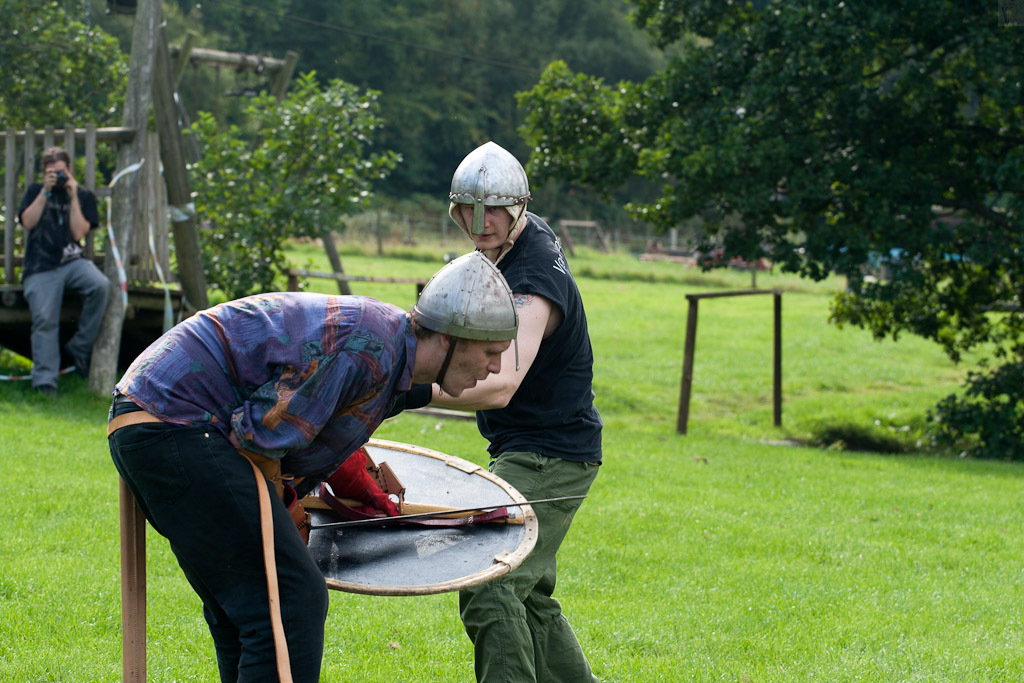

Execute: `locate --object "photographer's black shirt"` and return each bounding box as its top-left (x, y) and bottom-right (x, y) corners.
top-left (17, 183), bottom-right (99, 280)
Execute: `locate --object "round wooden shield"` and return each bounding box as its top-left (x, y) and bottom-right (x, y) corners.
top-left (306, 438), bottom-right (539, 596)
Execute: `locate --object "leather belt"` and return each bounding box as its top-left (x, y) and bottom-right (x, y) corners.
top-left (107, 410), bottom-right (165, 437)
top-left (106, 406), bottom-right (294, 679)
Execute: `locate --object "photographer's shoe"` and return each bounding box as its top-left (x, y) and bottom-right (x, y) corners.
top-left (65, 344), bottom-right (90, 378)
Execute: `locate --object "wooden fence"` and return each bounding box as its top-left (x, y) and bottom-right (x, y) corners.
top-left (676, 289), bottom-right (783, 434)
top-left (1, 124), bottom-right (171, 291)
top-left (337, 210), bottom-right (655, 255)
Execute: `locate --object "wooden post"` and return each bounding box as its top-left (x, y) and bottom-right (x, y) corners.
top-left (773, 292), bottom-right (782, 427)
top-left (152, 2), bottom-right (208, 312)
top-left (676, 297), bottom-right (699, 434)
top-left (322, 231), bottom-right (352, 295)
top-left (676, 289), bottom-right (783, 434)
top-left (90, 0), bottom-right (156, 396)
top-left (592, 222), bottom-right (611, 252)
top-left (165, 33), bottom-right (202, 164)
top-left (84, 124), bottom-right (97, 258)
top-left (63, 123), bottom-right (75, 165)
top-left (22, 124), bottom-right (35, 192)
top-left (119, 479), bottom-right (147, 683)
top-left (376, 209), bottom-right (383, 255)
top-left (558, 222), bottom-right (576, 257)
top-left (270, 50), bottom-right (300, 101)
top-left (98, 1), bottom-right (158, 679)
top-left (3, 127), bottom-right (14, 285)
top-left (214, 65), bottom-right (222, 125)
top-left (171, 30), bottom-right (199, 85)
top-left (252, 50), bottom-right (300, 150)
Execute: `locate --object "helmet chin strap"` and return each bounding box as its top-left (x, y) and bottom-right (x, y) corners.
top-left (492, 205), bottom-right (527, 266)
top-left (434, 336), bottom-right (457, 395)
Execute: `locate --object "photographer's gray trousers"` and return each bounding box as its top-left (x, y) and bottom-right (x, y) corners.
top-left (24, 258), bottom-right (109, 388)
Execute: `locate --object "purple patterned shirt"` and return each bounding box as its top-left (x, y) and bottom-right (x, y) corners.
top-left (115, 292), bottom-right (417, 478)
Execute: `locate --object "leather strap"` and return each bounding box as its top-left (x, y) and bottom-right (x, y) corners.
top-left (245, 456), bottom-right (294, 683)
top-left (244, 450), bottom-right (287, 499)
top-left (107, 410), bottom-right (164, 437)
top-left (108, 406), bottom-right (295, 681)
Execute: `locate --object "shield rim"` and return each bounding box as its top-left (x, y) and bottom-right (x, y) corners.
top-left (320, 438), bottom-right (539, 596)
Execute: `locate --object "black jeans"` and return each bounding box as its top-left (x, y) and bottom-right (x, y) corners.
top-left (109, 421), bottom-right (329, 682)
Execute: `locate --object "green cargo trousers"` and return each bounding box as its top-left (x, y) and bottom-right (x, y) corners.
top-left (459, 451), bottom-right (601, 683)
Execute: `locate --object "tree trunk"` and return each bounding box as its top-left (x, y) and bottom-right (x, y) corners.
top-left (90, 0), bottom-right (158, 395)
top-left (322, 231), bottom-right (352, 295)
top-left (152, 3), bottom-right (208, 313)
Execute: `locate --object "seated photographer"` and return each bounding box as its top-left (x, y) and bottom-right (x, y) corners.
top-left (17, 145), bottom-right (109, 396)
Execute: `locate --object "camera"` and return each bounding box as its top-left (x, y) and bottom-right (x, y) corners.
top-left (54, 170), bottom-right (67, 189)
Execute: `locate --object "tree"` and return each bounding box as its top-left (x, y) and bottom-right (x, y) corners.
top-left (518, 1), bottom-right (1024, 459)
top-left (112, 0), bottom-right (665, 198)
top-left (188, 72), bottom-right (398, 298)
top-left (0, 0), bottom-right (127, 127)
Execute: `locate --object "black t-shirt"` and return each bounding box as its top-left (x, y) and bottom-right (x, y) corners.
top-left (478, 213), bottom-right (603, 463)
top-left (17, 183), bottom-right (100, 280)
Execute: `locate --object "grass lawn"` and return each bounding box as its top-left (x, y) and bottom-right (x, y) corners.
top-left (1, 242), bottom-right (1020, 682)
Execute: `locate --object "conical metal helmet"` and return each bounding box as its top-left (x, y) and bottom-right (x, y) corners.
top-left (449, 141), bottom-right (531, 235)
top-left (412, 251), bottom-right (518, 341)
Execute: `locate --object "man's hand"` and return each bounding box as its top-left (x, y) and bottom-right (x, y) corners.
top-left (324, 447), bottom-right (401, 517)
top-left (62, 169), bottom-right (79, 194)
top-left (42, 169), bottom-right (57, 193)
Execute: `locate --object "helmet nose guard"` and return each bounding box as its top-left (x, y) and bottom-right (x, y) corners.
top-left (413, 251), bottom-right (518, 342)
top-left (449, 141), bottom-right (531, 236)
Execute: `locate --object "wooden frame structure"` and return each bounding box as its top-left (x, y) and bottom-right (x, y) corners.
top-left (0, 125), bottom-right (182, 366)
top-left (555, 219), bottom-right (611, 257)
top-left (1, 125), bottom-right (150, 286)
top-left (676, 289), bottom-right (783, 434)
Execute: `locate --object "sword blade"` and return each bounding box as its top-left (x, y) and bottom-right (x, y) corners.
top-left (310, 494), bottom-right (587, 530)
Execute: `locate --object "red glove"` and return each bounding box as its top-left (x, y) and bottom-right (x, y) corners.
top-left (324, 447), bottom-right (401, 517)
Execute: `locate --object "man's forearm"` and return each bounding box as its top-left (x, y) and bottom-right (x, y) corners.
top-left (431, 377), bottom-right (515, 411)
top-left (68, 193), bottom-right (90, 241)
top-left (20, 192), bottom-right (46, 231)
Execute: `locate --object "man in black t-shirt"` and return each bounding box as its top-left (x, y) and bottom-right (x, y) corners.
top-left (17, 146), bottom-right (109, 395)
top-left (430, 142), bottom-right (603, 683)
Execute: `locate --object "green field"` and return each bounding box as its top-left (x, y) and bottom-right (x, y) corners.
top-left (1, 243), bottom-right (1020, 682)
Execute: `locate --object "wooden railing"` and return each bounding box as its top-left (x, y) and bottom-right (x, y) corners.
top-left (283, 267), bottom-right (428, 299)
top-left (1, 124), bottom-right (171, 288)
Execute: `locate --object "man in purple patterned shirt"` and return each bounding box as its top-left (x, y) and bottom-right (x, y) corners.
top-left (106, 252), bottom-right (517, 682)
